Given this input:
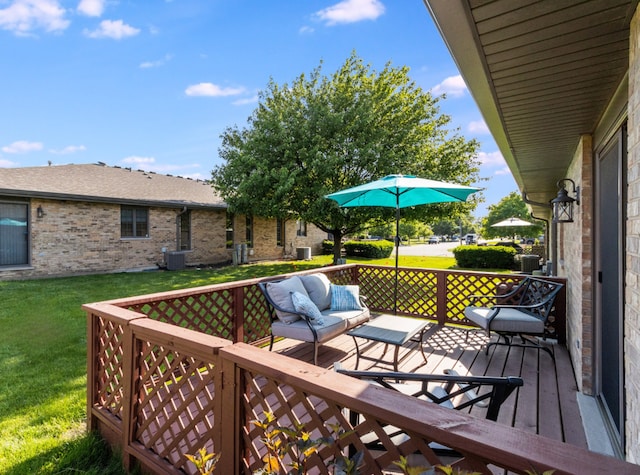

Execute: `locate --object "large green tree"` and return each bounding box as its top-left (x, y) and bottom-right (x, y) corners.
top-left (480, 192), bottom-right (544, 240)
top-left (212, 52), bottom-right (481, 262)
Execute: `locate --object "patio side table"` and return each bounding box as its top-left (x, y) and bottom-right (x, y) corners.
top-left (347, 314), bottom-right (434, 371)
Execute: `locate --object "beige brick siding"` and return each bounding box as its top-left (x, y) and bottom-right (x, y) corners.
top-left (558, 136), bottom-right (593, 394)
top-left (0, 199), bottom-right (229, 279)
top-left (626, 6), bottom-right (640, 463)
top-left (230, 214), bottom-right (328, 261)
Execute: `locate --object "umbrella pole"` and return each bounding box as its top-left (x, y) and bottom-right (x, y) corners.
top-left (394, 205), bottom-right (399, 315)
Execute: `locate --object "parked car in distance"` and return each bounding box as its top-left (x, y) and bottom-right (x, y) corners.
top-left (428, 236), bottom-right (440, 244)
top-left (464, 234), bottom-right (478, 244)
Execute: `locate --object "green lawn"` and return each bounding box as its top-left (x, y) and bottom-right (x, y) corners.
top-left (0, 255), bottom-right (456, 474)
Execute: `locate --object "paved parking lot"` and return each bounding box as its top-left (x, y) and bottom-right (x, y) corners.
top-left (397, 241), bottom-right (459, 257)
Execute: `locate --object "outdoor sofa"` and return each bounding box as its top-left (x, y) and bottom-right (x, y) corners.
top-left (259, 273), bottom-right (370, 365)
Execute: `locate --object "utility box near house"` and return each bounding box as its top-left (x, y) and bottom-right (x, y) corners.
top-left (520, 255), bottom-right (540, 274)
top-left (296, 247), bottom-right (312, 260)
top-left (166, 251), bottom-right (186, 271)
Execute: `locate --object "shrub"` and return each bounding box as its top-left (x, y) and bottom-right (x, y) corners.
top-left (343, 240), bottom-right (394, 258)
top-left (322, 240), bottom-right (334, 255)
top-left (452, 245), bottom-right (517, 269)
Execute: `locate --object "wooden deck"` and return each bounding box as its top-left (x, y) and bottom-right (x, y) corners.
top-left (271, 320), bottom-right (588, 450)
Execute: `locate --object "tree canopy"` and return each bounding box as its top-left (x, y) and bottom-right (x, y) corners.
top-left (212, 52), bottom-right (481, 261)
top-left (480, 192), bottom-right (544, 239)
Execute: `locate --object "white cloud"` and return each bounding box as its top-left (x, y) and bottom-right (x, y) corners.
top-left (314, 0), bottom-right (385, 26)
top-left (0, 158), bottom-right (18, 167)
top-left (431, 75), bottom-right (467, 98)
top-left (185, 82), bottom-right (245, 97)
top-left (140, 53), bottom-right (173, 69)
top-left (0, 0), bottom-right (70, 36)
top-left (2, 140), bottom-right (44, 154)
top-left (232, 95), bottom-right (259, 106)
top-left (468, 120), bottom-right (489, 135)
top-left (299, 25), bottom-right (314, 34)
top-left (122, 156), bottom-right (155, 166)
top-left (49, 145), bottom-right (86, 155)
top-left (84, 19), bottom-right (140, 39)
top-left (77, 0), bottom-right (105, 17)
top-left (477, 150), bottom-right (505, 167)
top-left (495, 167), bottom-right (512, 176)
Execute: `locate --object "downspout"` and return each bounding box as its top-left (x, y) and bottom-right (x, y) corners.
top-left (522, 192), bottom-right (555, 275)
top-left (176, 206), bottom-right (188, 251)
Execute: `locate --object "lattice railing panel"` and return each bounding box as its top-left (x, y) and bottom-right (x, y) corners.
top-left (445, 274), bottom-right (520, 325)
top-left (133, 341), bottom-right (217, 475)
top-left (95, 315), bottom-right (126, 419)
top-left (395, 268), bottom-right (438, 316)
top-left (357, 266), bottom-right (396, 311)
top-left (242, 284), bottom-right (272, 343)
top-left (238, 367), bottom-right (498, 475)
top-left (128, 290), bottom-right (236, 340)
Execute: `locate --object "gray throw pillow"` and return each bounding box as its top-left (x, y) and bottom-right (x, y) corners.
top-left (291, 291), bottom-right (325, 326)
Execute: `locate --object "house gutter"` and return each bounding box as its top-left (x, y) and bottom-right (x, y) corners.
top-left (522, 192), bottom-right (555, 275)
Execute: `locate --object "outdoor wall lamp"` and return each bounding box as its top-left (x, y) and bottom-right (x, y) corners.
top-left (551, 178), bottom-right (580, 223)
top-left (37, 205), bottom-right (45, 218)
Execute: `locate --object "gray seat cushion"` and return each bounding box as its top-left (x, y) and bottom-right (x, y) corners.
top-left (271, 314), bottom-right (348, 343)
top-left (465, 306), bottom-right (545, 334)
top-left (322, 307), bottom-right (370, 327)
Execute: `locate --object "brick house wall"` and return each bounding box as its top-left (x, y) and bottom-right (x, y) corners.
top-left (559, 135), bottom-right (594, 394)
top-left (0, 199), bottom-right (229, 279)
top-left (230, 214), bottom-right (328, 261)
top-left (626, 6), bottom-right (640, 463)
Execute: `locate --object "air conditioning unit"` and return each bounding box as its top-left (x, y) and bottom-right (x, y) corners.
top-left (166, 251), bottom-right (186, 271)
top-left (520, 255), bottom-right (540, 274)
top-left (296, 247), bottom-right (312, 260)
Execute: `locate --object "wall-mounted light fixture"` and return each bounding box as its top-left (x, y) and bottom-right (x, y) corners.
top-left (37, 205), bottom-right (45, 218)
top-left (551, 178), bottom-right (580, 223)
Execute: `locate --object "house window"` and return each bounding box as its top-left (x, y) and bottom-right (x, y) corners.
top-left (246, 216), bottom-right (253, 248)
top-left (296, 220), bottom-right (307, 237)
top-left (121, 206), bottom-right (149, 238)
top-left (0, 201), bottom-right (28, 266)
top-left (226, 212), bottom-right (234, 249)
top-left (276, 219), bottom-right (285, 247)
top-left (178, 210), bottom-right (191, 251)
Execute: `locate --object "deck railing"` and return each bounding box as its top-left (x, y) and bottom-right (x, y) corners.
top-left (81, 264), bottom-right (621, 475)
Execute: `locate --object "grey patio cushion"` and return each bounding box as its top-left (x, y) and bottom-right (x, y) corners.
top-left (265, 276), bottom-right (309, 324)
top-left (322, 307), bottom-right (370, 327)
top-left (300, 273), bottom-right (332, 310)
top-left (271, 314), bottom-right (348, 343)
top-left (465, 306), bottom-right (545, 334)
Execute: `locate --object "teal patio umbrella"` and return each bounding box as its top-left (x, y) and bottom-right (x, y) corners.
top-left (326, 174), bottom-right (480, 313)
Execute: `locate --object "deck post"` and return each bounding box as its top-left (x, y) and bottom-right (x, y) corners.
top-left (436, 270), bottom-right (447, 325)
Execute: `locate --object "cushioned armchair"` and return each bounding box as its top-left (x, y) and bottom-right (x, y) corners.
top-left (464, 276), bottom-right (564, 358)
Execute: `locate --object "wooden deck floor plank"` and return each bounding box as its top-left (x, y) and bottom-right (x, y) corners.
top-left (537, 343), bottom-right (563, 441)
top-left (496, 345), bottom-right (525, 428)
top-left (514, 347), bottom-right (541, 435)
top-left (554, 344), bottom-right (589, 448)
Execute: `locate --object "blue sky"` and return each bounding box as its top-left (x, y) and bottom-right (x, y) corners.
top-left (0, 0), bottom-right (518, 217)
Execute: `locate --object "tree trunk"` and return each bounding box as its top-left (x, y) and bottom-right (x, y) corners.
top-left (332, 229), bottom-right (343, 264)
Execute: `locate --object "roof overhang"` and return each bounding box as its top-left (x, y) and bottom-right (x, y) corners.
top-left (424, 0), bottom-right (637, 216)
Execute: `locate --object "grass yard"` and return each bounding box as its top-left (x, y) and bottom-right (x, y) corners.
top-left (0, 254), bottom-right (456, 474)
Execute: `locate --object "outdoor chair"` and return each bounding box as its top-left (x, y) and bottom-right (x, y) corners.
top-left (335, 363), bottom-right (523, 456)
top-left (464, 276), bottom-right (564, 358)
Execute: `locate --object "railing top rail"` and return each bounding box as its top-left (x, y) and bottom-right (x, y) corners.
top-left (91, 265), bottom-right (354, 308)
